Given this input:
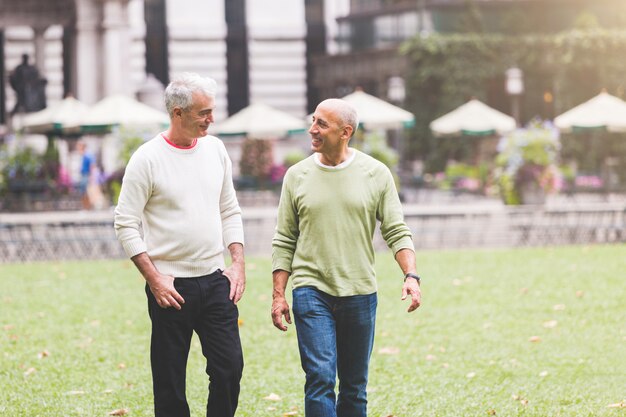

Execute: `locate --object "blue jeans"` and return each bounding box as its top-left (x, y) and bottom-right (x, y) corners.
top-left (292, 286), bottom-right (377, 417)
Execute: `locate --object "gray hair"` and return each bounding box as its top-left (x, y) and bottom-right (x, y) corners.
top-left (164, 73), bottom-right (217, 116)
top-left (320, 98), bottom-right (359, 138)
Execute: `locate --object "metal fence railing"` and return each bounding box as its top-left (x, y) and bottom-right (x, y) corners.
top-left (1, 203), bottom-right (624, 263)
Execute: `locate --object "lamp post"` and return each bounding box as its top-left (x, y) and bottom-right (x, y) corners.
top-left (505, 67), bottom-right (524, 127)
top-left (387, 76), bottom-right (407, 167)
top-left (387, 76), bottom-right (406, 104)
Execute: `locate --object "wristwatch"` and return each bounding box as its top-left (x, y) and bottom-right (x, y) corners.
top-left (404, 273), bottom-right (421, 283)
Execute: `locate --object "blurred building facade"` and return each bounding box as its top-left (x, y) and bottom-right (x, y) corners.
top-left (0, 0), bottom-right (351, 128)
top-left (311, 0), bottom-right (626, 103)
top-left (3, 0), bottom-right (623, 131)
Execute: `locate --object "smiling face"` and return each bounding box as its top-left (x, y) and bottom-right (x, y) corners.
top-left (175, 92), bottom-right (215, 138)
top-left (308, 100), bottom-right (353, 158)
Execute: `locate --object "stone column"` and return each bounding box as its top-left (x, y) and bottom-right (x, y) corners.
top-left (101, 0), bottom-right (132, 96)
top-left (74, 0), bottom-right (102, 104)
top-left (33, 26), bottom-right (48, 76)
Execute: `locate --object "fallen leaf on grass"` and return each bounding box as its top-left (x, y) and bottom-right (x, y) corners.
top-left (378, 347), bottom-right (400, 355)
top-left (24, 367), bottom-right (36, 376)
top-left (487, 409), bottom-right (496, 415)
top-left (512, 394), bottom-right (529, 406)
top-left (425, 354), bottom-right (437, 361)
top-left (77, 337), bottom-right (94, 349)
top-left (529, 336), bottom-right (541, 343)
top-left (553, 304), bottom-right (566, 311)
top-left (575, 290), bottom-right (584, 298)
top-left (606, 402), bottom-right (626, 409)
top-left (108, 409), bottom-right (129, 416)
top-left (38, 350), bottom-right (50, 359)
top-left (66, 390), bottom-right (85, 395)
top-left (238, 319), bottom-right (244, 327)
top-left (3, 324), bottom-right (14, 331)
top-left (543, 320), bottom-right (558, 329)
top-left (263, 393), bottom-right (281, 401)
top-left (283, 412), bottom-right (298, 416)
top-left (118, 363), bottom-right (126, 369)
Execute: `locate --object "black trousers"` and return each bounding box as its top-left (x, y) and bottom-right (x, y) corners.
top-left (146, 270), bottom-right (243, 417)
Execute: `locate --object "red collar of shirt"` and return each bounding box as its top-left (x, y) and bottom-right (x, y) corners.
top-left (161, 133), bottom-right (197, 149)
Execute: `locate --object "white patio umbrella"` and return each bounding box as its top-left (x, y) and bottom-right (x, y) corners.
top-left (554, 91), bottom-right (626, 133)
top-left (212, 102), bottom-right (306, 137)
top-left (340, 90), bottom-right (415, 129)
top-left (69, 94), bottom-right (169, 129)
top-left (18, 96), bottom-right (89, 134)
top-left (430, 99), bottom-right (516, 137)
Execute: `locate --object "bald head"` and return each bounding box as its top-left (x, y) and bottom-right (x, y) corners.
top-left (317, 99), bottom-right (359, 138)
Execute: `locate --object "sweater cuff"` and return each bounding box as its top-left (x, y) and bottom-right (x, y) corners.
top-left (223, 229), bottom-right (245, 248)
top-left (271, 249), bottom-right (294, 274)
top-left (391, 237), bottom-right (415, 256)
top-left (122, 238), bottom-right (148, 259)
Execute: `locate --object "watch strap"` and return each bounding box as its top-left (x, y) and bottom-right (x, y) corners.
top-left (404, 272), bottom-right (421, 283)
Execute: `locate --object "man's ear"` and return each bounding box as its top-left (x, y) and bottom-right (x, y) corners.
top-left (342, 125), bottom-right (354, 140)
top-left (173, 107), bottom-right (183, 118)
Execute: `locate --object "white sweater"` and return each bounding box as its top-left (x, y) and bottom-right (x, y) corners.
top-left (114, 134), bottom-right (244, 277)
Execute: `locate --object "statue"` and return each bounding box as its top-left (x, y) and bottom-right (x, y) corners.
top-left (9, 54), bottom-right (47, 115)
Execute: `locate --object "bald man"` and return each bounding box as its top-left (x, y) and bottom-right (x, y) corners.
top-left (271, 98), bottom-right (422, 417)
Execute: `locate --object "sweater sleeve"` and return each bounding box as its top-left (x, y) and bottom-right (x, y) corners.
top-left (376, 166), bottom-right (414, 255)
top-left (218, 142), bottom-right (244, 248)
top-left (272, 168), bottom-right (299, 273)
top-left (114, 149), bottom-right (151, 258)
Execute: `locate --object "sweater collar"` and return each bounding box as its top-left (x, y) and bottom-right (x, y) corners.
top-left (161, 133), bottom-right (198, 149)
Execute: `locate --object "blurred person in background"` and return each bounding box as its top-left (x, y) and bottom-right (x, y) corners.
top-left (76, 140), bottom-right (94, 209)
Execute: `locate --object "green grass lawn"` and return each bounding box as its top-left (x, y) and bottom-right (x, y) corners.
top-left (1, 245), bottom-right (625, 417)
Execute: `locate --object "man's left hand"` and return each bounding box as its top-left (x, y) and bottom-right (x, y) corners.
top-left (401, 278), bottom-right (421, 312)
top-left (223, 262), bottom-right (246, 304)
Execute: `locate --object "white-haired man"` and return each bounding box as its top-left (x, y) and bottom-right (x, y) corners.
top-left (115, 73), bottom-right (245, 417)
top-left (271, 98), bottom-right (421, 417)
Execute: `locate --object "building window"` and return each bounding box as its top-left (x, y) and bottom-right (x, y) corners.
top-left (340, 11), bottom-right (419, 52)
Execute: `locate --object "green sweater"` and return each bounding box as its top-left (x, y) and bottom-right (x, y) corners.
top-left (272, 149), bottom-right (414, 296)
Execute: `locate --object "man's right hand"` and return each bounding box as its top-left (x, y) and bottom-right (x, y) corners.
top-left (271, 297), bottom-right (292, 331)
top-left (131, 252), bottom-right (185, 310)
top-left (148, 273), bottom-right (185, 310)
